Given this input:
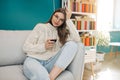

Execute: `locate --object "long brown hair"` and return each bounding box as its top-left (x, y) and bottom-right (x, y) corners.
top-left (48, 8), bottom-right (70, 45)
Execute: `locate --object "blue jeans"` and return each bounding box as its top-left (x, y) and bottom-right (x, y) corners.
top-left (23, 41), bottom-right (78, 80)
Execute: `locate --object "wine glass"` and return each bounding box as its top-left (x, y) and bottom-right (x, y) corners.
top-left (48, 33), bottom-right (57, 51)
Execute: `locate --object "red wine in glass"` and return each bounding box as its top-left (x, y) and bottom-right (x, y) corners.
top-left (50, 39), bottom-right (57, 42)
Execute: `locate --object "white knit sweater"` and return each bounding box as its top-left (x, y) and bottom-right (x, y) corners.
top-left (23, 19), bottom-right (81, 60)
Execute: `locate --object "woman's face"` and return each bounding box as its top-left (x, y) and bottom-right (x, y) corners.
top-left (51, 12), bottom-right (65, 27)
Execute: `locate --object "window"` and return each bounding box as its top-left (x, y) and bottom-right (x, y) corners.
top-left (114, 0), bottom-right (120, 30)
top-left (97, 0), bottom-right (114, 31)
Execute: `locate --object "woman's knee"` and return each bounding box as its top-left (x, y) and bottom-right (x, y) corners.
top-left (24, 57), bottom-right (38, 69)
top-left (65, 41), bottom-right (78, 48)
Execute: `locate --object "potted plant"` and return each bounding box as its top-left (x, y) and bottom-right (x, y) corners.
top-left (94, 30), bottom-right (110, 61)
top-left (95, 31), bottom-right (110, 50)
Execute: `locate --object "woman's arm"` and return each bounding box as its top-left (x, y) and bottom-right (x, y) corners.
top-left (23, 23), bottom-right (46, 54)
top-left (65, 8), bottom-right (81, 42)
top-left (66, 19), bottom-right (81, 42)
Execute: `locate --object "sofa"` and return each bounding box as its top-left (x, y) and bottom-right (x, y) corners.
top-left (0, 30), bottom-right (85, 80)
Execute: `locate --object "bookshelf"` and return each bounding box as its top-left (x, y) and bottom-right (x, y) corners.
top-left (62, 0), bottom-right (97, 63)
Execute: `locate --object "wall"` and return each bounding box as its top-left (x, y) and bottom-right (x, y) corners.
top-left (0, 0), bottom-right (120, 53)
top-left (0, 0), bottom-right (60, 30)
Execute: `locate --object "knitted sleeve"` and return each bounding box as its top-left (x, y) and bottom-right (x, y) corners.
top-left (66, 19), bottom-right (81, 42)
top-left (23, 23), bottom-right (46, 54)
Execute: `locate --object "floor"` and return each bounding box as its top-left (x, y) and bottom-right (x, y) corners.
top-left (83, 52), bottom-right (120, 80)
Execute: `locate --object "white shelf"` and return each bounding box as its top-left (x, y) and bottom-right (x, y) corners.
top-left (62, 0), bottom-right (97, 63)
top-left (85, 50), bottom-right (96, 63)
top-left (77, 29), bottom-right (96, 32)
top-left (72, 12), bottom-right (96, 17)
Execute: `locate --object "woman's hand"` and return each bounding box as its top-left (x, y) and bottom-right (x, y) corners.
top-left (65, 7), bottom-right (72, 19)
top-left (45, 39), bottom-right (55, 50)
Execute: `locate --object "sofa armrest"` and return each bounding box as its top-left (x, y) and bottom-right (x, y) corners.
top-left (67, 43), bottom-right (85, 80)
top-left (0, 30), bottom-right (31, 66)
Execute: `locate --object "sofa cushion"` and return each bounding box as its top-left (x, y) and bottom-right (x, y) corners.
top-left (0, 65), bottom-right (74, 80)
top-left (0, 65), bottom-right (28, 80)
top-left (0, 30), bottom-right (31, 66)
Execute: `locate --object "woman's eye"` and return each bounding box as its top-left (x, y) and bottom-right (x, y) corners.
top-left (54, 15), bottom-right (59, 19)
top-left (54, 15), bottom-right (65, 22)
top-left (60, 19), bottom-right (64, 22)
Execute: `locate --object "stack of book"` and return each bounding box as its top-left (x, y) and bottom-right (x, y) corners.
top-left (69, 0), bottom-right (96, 13)
top-left (80, 32), bottom-right (96, 46)
top-left (72, 16), bottom-right (96, 30)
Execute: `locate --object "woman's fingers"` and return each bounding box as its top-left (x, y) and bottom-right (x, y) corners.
top-left (65, 7), bottom-right (72, 19)
top-left (45, 39), bottom-right (55, 50)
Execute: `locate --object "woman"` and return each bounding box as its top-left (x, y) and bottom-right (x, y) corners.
top-left (23, 8), bottom-right (81, 80)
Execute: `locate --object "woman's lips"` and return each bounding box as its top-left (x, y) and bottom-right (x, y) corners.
top-left (54, 22), bottom-right (59, 26)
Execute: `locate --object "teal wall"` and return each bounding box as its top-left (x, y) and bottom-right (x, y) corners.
top-left (0, 0), bottom-right (120, 53)
top-left (0, 0), bottom-right (60, 30)
top-left (97, 31), bottom-right (120, 53)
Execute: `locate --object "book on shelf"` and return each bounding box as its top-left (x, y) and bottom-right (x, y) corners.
top-left (80, 32), bottom-right (96, 46)
top-left (66, 0), bottom-right (96, 13)
top-left (62, 0), bottom-right (97, 64)
top-left (74, 16), bottom-right (96, 30)
top-left (77, 20), bottom-right (81, 30)
top-left (85, 36), bottom-right (90, 46)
